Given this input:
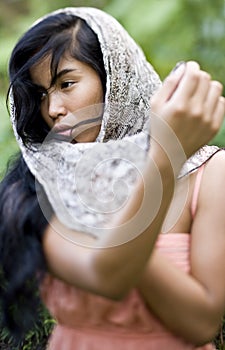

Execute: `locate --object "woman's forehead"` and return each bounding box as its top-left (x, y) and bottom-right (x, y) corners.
top-left (30, 55), bottom-right (52, 86)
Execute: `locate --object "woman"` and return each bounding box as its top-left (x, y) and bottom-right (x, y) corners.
top-left (0, 7), bottom-right (225, 349)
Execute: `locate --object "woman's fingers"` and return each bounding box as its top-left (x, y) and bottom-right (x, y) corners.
top-left (150, 60), bottom-right (225, 159)
top-left (167, 62), bottom-right (224, 129)
top-left (211, 95), bottom-right (225, 132)
top-left (189, 71), bottom-right (211, 107)
top-left (151, 62), bottom-right (186, 107)
top-left (170, 61), bottom-right (202, 103)
top-left (204, 81), bottom-right (224, 118)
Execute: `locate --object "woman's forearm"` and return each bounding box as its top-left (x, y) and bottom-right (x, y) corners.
top-left (92, 142), bottom-right (179, 298)
top-left (44, 142), bottom-right (179, 299)
top-left (137, 251), bottom-right (221, 345)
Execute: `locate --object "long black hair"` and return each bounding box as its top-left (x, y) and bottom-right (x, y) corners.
top-left (0, 11), bottom-right (106, 340)
top-left (0, 154), bottom-right (50, 340)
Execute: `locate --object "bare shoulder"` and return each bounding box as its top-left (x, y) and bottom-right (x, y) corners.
top-left (204, 148), bottom-right (225, 171)
top-left (190, 148), bottom-right (225, 238)
top-left (198, 149), bottom-right (225, 201)
top-left (191, 148), bottom-right (225, 305)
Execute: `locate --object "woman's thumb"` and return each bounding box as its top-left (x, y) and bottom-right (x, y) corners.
top-left (161, 61), bottom-right (186, 102)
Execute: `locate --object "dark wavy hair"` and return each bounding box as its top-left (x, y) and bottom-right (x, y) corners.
top-left (0, 11), bottom-right (106, 340)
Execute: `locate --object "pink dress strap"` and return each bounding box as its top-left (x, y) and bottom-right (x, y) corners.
top-left (191, 165), bottom-right (205, 218)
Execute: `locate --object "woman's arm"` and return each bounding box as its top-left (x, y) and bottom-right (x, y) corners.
top-left (43, 143), bottom-right (176, 298)
top-left (137, 151), bottom-right (225, 345)
top-left (43, 62), bottom-right (225, 300)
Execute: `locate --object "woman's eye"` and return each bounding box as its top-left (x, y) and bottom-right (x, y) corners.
top-left (61, 81), bottom-right (75, 89)
top-left (37, 89), bottom-right (48, 101)
top-left (40, 91), bottom-right (48, 100)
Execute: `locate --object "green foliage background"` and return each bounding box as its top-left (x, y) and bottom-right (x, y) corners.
top-left (0, 0), bottom-right (224, 349)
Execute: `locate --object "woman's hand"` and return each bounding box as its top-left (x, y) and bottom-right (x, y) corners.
top-left (150, 61), bottom-right (225, 160)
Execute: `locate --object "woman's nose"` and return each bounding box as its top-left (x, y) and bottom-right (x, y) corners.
top-left (48, 91), bottom-right (67, 121)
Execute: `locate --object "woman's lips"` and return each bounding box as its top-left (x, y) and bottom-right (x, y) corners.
top-left (50, 125), bottom-right (74, 142)
top-left (55, 129), bottom-right (72, 137)
top-left (52, 124), bottom-right (72, 137)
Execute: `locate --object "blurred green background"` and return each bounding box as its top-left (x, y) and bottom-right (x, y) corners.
top-left (1, 0), bottom-right (225, 178)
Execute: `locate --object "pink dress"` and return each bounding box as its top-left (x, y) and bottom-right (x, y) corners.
top-left (40, 167), bottom-right (215, 349)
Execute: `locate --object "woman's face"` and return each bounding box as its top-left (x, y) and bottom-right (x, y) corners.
top-left (30, 54), bottom-right (104, 143)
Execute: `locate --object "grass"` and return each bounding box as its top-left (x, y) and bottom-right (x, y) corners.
top-left (0, 305), bottom-right (55, 350)
top-left (214, 318), bottom-right (225, 350)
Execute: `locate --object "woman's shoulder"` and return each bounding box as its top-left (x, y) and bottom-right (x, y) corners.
top-left (197, 147), bottom-right (225, 208)
top-left (184, 147), bottom-right (225, 228)
top-left (204, 147), bottom-right (225, 177)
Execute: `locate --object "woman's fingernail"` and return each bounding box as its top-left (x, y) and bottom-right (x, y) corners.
top-left (170, 61), bottom-right (186, 75)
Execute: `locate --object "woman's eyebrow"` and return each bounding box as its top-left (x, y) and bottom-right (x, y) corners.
top-left (56, 68), bottom-right (77, 79)
top-left (51, 68), bottom-right (77, 86)
top-left (33, 69), bottom-right (78, 90)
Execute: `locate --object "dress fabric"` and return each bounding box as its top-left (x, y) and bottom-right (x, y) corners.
top-left (40, 233), bottom-right (215, 350)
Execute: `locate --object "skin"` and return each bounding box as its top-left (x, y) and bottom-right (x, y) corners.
top-left (32, 57), bottom-right (225, 345)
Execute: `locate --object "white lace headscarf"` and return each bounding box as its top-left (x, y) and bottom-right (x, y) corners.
top-left (10, 7), bottom-right (219, 243)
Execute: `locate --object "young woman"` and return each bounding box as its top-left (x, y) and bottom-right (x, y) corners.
top-left (0, 7), bottom-right (224, 349)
